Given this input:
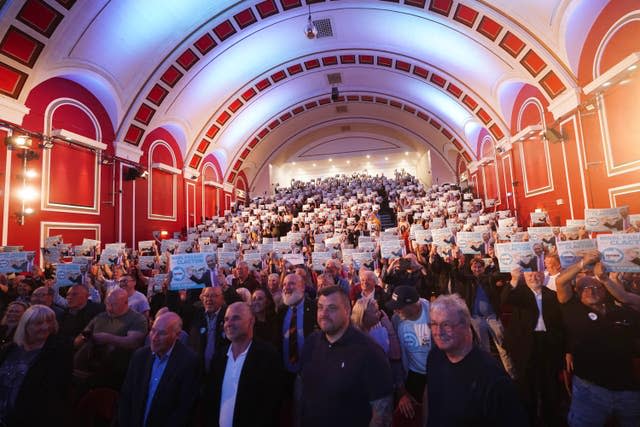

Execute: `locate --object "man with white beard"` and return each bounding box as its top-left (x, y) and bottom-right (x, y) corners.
top-left (277, 273), bottom-right (317, 400)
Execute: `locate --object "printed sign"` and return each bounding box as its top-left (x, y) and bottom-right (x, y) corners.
top-left (169, 253), bottom-right (208, 290)
top-left (597, 233), bottom-right (640, 272)
top-left (556, 239), bottom-right (597, 269)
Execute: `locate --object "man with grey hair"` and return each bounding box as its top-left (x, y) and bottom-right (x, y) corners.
top-left (423, 294), bottom-right (526, 426)
top-left (119, 312), bottom-right (200, 427)
top-left (324, 259), bottom-right (349, 294)
top-left (232, 261), bottom-right (259, 294)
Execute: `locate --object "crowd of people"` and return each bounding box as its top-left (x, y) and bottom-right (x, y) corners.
top-left (0, 170), bottom-right (639, 427)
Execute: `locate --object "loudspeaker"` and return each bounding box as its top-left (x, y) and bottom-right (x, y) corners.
top-left (123, 167), bottom-right (141, 181)
top-left (331, 87), bottom-right (339, 101)
top-left (542, 128), bottom-right (564, 143)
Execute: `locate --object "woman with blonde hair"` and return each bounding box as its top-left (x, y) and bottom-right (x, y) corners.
top-left (0, 304), bottom-right (72, 426)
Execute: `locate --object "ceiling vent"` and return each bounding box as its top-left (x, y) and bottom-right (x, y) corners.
top-left (314, 18), bottom-right (333, 38)
top-left (340, 125), bottom-right (351, 132)
top-left (336, 106), bottom-right (348, 114)
top-left (327, 72), bottom-right (342, 85)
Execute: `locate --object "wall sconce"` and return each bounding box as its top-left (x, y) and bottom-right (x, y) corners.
top-left (5, 134), bottom-right (33, 150)
top-left (304, 4), bottom-right (318, 39)
top-left (13, 143), bottom-right (39, 225)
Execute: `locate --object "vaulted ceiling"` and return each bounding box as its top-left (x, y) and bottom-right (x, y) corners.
top-left (0, 0), bottom-right (609, 186)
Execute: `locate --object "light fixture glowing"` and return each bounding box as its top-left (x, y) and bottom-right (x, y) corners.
top-left (17, 186), bottom-right (38, 201)
top-left (304, 4), bottom-right (318, 39)
top-left (328, 158), bottom-right (332, 162)
top-left (346, 160), bottom-right (350, 164)
top-left (366, 155), bottom-right (371, 159)
top-left (23, 207), bottom-right (34, 214)
top-left (384, 157), bottom-right (389, 161)
top-left (312, 163), bottom-right (316, 167)
top-left (292, 161), bottom-right (296, 165)
top-left (602, 81), bottom-right (612, 87)
top-left (25, 169), bottom-right (37, 179)
top-left (404, 151), bottom-right (409, 156)
top-left (628, 64), bottom-right (638, 71)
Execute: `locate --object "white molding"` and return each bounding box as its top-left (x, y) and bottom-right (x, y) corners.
top-left (2, 146), bottom-right (12, 245)
top-left (183, 166), bottom-right (200, 180)
top-left (204, 180), bottom-right (223, 188)
top-left (186, 182), bottom-right (196, 228)
top-left (152, 162), bottom-right (181, 175)
top-left (609, 183), bottom-right (640, 207)
top-left (51, 128), bottom-right (107, 151)
top-left (496, 139), bottom-right (513, 154)
top-left (467, 161), bottom-right (479, 173)
top-left (584, 52), bottom-right (640, 95)
top-left (115, 141), bottom-right (143, 163)
top-left (547, 87), bottom-right (581, 120)
top-left (223, 183), bottom-right (234, 193)
top-left (0, 95), bottom-right (30, 124)
top-left (510, 125), bottom-right (543, 144)
top-left (559, 116), bottom-right (578, 219)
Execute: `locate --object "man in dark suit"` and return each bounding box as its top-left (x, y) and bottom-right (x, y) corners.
top-left (203, 302), bottom-right (283, 427)
top-left (231, 261), bottom-right (260, 294)
top-left (188, 286), bottom-right (229, 373)
top-left (118, 312), bottom-right (201, 427)
top-left (502, 269), bottom-right (565, 426)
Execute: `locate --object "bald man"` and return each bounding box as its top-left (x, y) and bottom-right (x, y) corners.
top-left (119, 312), bottom-right (201, 427)
top-left (203, 302), bottom-right (283, 427)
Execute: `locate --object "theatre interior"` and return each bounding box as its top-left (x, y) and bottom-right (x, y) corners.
top-left (0, 0), bottom-right (638, 259)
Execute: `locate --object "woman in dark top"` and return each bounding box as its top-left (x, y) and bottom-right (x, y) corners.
top-left (0, 304), bottom-right (72, 427)
top-left (0, 301), bottom-right (28, 347)
top-left (251, 287), bottom-right (279, 348)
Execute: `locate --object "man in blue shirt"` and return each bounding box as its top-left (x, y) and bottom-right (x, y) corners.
top-left (118, 312), bottom-right (200, 427)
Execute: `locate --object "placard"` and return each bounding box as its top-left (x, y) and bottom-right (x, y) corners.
top-left (597, 233), bottom-right (640, 272)
top-left (169, 253), bottom-right (208, 290)
top-left (585, 207), bottom-right (627, 232)
top-left (495, 242), bottom-right (536, 273)
top-left (54, 263), bottom-right (84, 287)
top-left (413, 230), bottom-right (433, 245)
top-left (352, 252), bottom-right (375, 270)
top-left (456, 231), bottom-right (484, 255)
top-left (380, 240), bottom-right (404, 259)
top-left (0, 252), bottom-right (35, 273)
top-left (312, 252), bottom-right (332, 271)
top-left (556, 239), bottom-right (597, 268)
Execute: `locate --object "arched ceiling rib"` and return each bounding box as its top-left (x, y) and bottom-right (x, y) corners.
top-left (1, 0), bottom-right (591, 186)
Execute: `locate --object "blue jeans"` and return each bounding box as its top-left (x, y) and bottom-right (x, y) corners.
top-left (470, 315), bottom-right (514, 378)
top-left (568, 375), bottom-right (640, 427)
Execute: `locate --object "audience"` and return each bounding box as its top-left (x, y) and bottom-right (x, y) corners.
top-left (0, 171), bottom-right (638, 426)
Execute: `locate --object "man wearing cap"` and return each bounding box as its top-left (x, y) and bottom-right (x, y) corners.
top-left (556, 253), bottom-right (640, 426)
top-left (388, 285), bottom-right (431, 424)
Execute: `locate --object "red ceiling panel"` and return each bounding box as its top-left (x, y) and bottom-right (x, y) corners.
top-left (321, 56), bottom-right (338, 66)
top-left (279, 112), bottom-right (292, 121)
top-left (287, 64), bottom-right (303, 75)
top-left (271, 70), bottom-right (287, 82)
top-left (227, 172), bottom-right (236, 183)
top-left (292, 106), bottom-right (304, 115)
top-left (453, 4), bottom-right (479, 28)
top-left (520, 49), bottom-right (546, 77)
top-left (280, 0), bottom-right (302, 10)
top-left (257, 128), bottom-right (269, 138)
top-left (241, 88), bottom-right (257, 101)
top-left (160, 65), bottom-right (183, 87)
top-left (134, 103), bottom-right (155, 125)
top-left (462, 95), bottom-right (478, 110)
top-left (124, 125), bottom-right (144, 145)
top-left (318, 98), bottom-right (331, 105)
top-left (189, 155), bottom-right (201, 169)
top-left (361, 95), bottom-right (374, 102)
top-left (403, 105), bottom-right (416, 114)
top-left (417, 112), bottom-right (429, 121)
top-left (268, 119), bottom-right (280, 129)
top-left (213, 20), bottom-right (236, 41)
top-left (539, 71), bottom-right (566, 98)
top-left (340, 55), bottom-right (356, 64)
top-left (256, 0), bottom-right (279, 19)
top-left (240, 148), bottom-right (250, 159)
top-left (430, 73), bottom-right (446, 87)
top-left (446, 83), bottom-right (462, 98)
top-left (429, 0), bottom-right (453, 16)
top-left (255, 78), bottom-right (271, 91)
top-left (234, 8), bottom-right (257, 28)
top-left (196, 138), bottom-right (209, 153)
top-left (462, 152), bottom-right (472, 162)
top-left (233, 160), bottom-right (242, 170)
top-left (375, 97), bottom-right (388, 104)
top-left (0, 26), bottom-right (44, 67)
top-left (441, 128), bottom-right (453, 139)
top-left (476, 108), bottom-right (491, 124)
top-left (54, 0), bottom-right (76, 9)
top-left (304, 59), bottom-right (320, 69)
top-left (346, 95), bottom-right (359, 101)
top-left (17, 0), bottom-right (63, 38)
top-left (499, 32), bottom-right (526, 58)
top-left (228, 98), bottom-right (243, 113)
top-left (206, 125), bottom-right (220, 139)
top-left (146, 84), bottom-right (169, 105)
top-left (395, 60), bottom-right (411, 72)
top-left (429, 119), bottom-right (442, 129)
top-left (405, 0), bottom-right (426, 8)
top-left (0, 62), bottom-right (27, 98)
top-left (476, 16), bottom-right (502, 41)
top-left (304, 101), bottom-right (318, 109)
top-left (358, 55), bottom-right (374, 64)
top-left (216, 111), bottom-right (231, 125)
top-left (248, 137), bottom-right (259, 148)
top-left (413, 66), bottom-right (428, 78)
top-left (194, 34), bottom-right (216, 54)
top-left (452, 139), bottom-right (462, 150)
top-left (176, 48), bottom-right (198, 71)
top-left (390, 100), bottom-right (402, 108)
top-left (377, 56), bottom-right (392, 67)
top-left (489, 124), bottom-right (504, 140)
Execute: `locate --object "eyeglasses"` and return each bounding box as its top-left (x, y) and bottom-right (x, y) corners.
top-left (428, 321), bottom-right (463, 333)
top-left (579, 285), bottom-right (603, 292)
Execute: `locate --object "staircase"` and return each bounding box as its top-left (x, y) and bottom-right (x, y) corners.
top-left (378, 209), bottom-right (397, 231)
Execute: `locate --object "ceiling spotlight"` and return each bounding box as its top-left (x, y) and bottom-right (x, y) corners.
top-left (304, 4), bottom-right (318, 39)
top-left (312, 163), bottom-right (316, 167)
top-left (346, 160), bottom-right (350, 164)
top-left (404, 151), bottom-right (409, 156)
top-left (366, 154), bottom-right (371, 159)
top-left (292, 161), bottom-right (296, 165)
top-left (384, 157), bottom-right (389, 161)
top-left (328, 158), bottom-right (332, 162)
top-left (139, 170), bottom-right (149, 179)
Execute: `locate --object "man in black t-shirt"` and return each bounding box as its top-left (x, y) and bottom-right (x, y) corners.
top-left (423, 294), bottom-right (527, 426)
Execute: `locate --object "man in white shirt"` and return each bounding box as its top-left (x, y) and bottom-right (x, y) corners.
top-left (203, 302), bottom-right (283, 427)
top-left (543, 254), bottom-right (562, 292)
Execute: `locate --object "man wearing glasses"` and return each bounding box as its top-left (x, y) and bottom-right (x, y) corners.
top-left (422, 294), bottom-right (526, 426)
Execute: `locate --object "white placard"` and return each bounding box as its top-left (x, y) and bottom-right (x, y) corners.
top-left (380, 240), bottom-right (404, 259)
top-left (597, 233), bottom-right (640, 272)
top-left (495, 242), bottom-right (536, 273)
top-left (456, 232), bottom-right (484, 255)
top-left (585, 207), bottom-right (628, 232)
top-left (54, 263), bottom-right (84, 287)
top-left (169, 253), bottom-right (207, 290)
top-left (0, 252), bottom-right (35, 273)
top-left (556, 239), bottom-right (597, 268)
